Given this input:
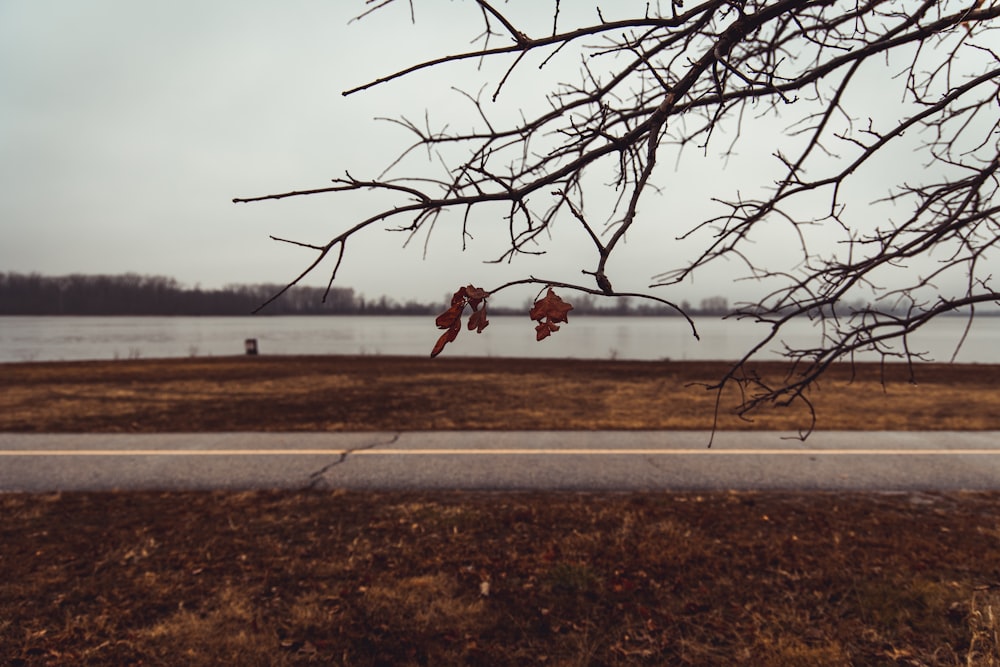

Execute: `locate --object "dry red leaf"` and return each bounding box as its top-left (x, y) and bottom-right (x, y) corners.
top-left (529, 288), bottom-right (573, 341)
top-left (430, 319), bottom-right (461, 358)
top-left (430, 285), bottom-right (490, 357)
top-left (435, 303), bottom-right (464, 329)
top-left (464, 285), bottom-right (488, 305)
top-left (530, 288), bottom-right (573, 323)
top-left (468, 307), bottom-right (489, 333)
top-left (534, 320), bottom-right (560, 341)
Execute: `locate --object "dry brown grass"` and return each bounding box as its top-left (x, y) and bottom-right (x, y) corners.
top-left (3, 356), bottom-right (1000, 665)
top-left (2, 355), bottom-right (999, 432)
top-left (3, 491), bottom-right (1000, 666)
top-left (968, 589), bottom-right (1000, 667)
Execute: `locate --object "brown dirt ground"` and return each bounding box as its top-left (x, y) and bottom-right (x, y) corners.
top-left (2, 356), bottom-right (1000, 666)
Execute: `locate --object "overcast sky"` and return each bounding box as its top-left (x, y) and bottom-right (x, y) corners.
top-left (1, 4), bottom-right (418, 294)
top-left (0, 2), bottom-right (779, 308)
top-left (0, 2), bottom-right (977, 311)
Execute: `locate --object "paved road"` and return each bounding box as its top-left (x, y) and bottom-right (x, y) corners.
top-left (1, 431), bottom-right (998, 492)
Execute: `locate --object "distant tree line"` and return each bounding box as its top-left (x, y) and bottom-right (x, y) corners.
top-left (558, 293), bottom-right (731, 317)
top-left (0, 273), bottom-right (360, 316)
top-left (0, 272), bottom-right (736, 316)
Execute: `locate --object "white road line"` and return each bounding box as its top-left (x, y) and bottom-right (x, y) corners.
top-left (0, 448), bottom-right (998, 457)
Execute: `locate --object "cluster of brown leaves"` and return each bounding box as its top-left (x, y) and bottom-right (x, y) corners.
top-left (431, 285), bottom-right (574, 356)
top-left (431, 285), bottom-right (490, 358)
top-left (530, 288), bottom-right (574, 341)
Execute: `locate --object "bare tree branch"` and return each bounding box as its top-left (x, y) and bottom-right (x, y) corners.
top-left (236, 0), bottom-right (1000, 435)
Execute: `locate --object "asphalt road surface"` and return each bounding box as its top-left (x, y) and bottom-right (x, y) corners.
top-left (1, 431), bottom-right (999, 492)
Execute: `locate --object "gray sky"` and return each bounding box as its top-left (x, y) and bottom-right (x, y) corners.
top-left (0, 2), bottom-right (980, 310)
top-left (0, 3), bottom-right (414, 293)
top-left (0, 1), bottom-right (782, 308)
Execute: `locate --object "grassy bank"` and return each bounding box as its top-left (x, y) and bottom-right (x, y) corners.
top-left (2, 356), bottom-right (1000, 432)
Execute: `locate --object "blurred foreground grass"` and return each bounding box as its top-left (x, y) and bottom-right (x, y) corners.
top-left (2, 490), bottom-right (999, 666)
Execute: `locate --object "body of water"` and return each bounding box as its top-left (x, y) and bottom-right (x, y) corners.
top-left (1, 315), bottom-right (997, 364)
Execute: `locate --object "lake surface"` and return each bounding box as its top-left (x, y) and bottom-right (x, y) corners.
top-left (1, 315), bottom-right (997, 364)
